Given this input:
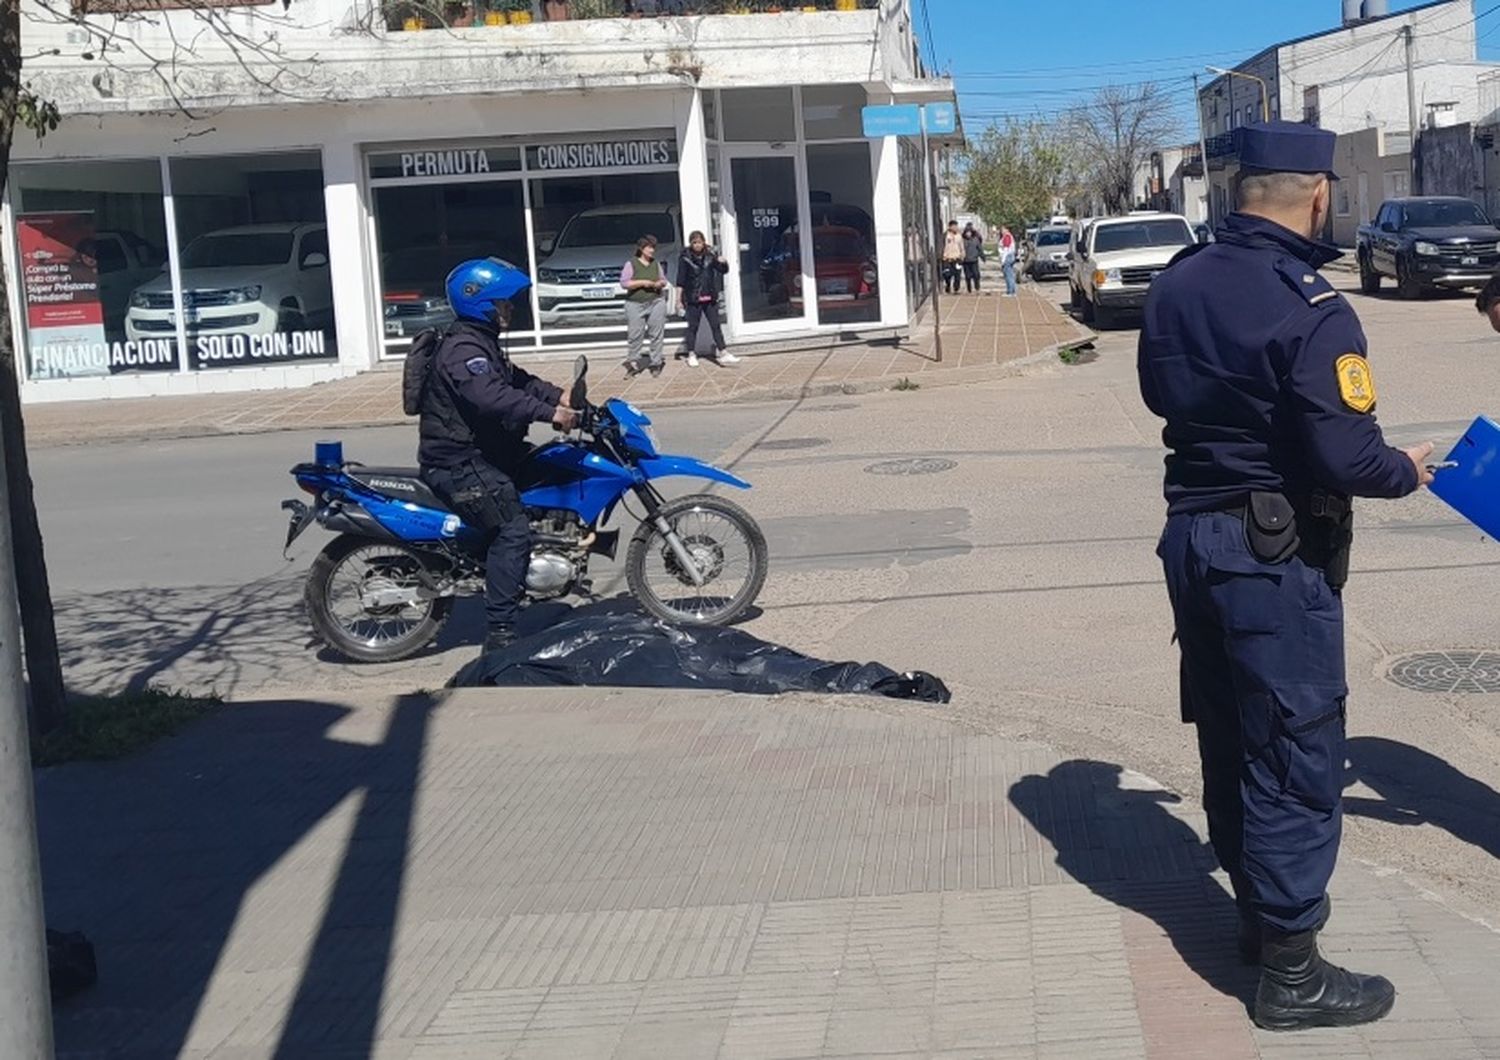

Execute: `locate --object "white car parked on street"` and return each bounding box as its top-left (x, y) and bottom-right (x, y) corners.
top-left (1068, 212), bottom-right (1194, 329)
top-left (125, 223), bottom-right (333, 344)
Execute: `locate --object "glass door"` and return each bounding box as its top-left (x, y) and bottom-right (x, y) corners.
top-left (723, 149), bottom-right (814, 335)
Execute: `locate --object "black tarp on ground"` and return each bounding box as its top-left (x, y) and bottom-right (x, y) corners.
top-left (449, 613), bottom-right (951, 703)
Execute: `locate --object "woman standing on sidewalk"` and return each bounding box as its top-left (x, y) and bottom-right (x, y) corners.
top-left (675, 231), bottom-right (740, 368)
top-left (621, 236), bottom-right (669, 376)
top-left (941, 220), bottom-right (965, 294)
top-left (998, 226), bottom-right (1018, 296)
top-left (961, 223), bottom-right (986, 293)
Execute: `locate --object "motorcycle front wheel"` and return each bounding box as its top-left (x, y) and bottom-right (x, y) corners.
top-left (304, 534), bottom-right (453, 663)
top-left (626, 494), bottom-right (768, 627)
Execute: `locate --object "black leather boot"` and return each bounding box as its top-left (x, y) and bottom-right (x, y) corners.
top-left (1238, 894), bottom-right (1332, 965)
top-left (1253, 929), bottom-right (1395, 1031)
top-left (481, 625), bottom-right (514, 656)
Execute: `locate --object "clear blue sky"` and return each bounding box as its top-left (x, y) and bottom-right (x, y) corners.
top-left (921, 0), bottom-right (1499, 136)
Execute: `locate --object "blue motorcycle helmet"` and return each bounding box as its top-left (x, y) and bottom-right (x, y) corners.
top-left (445, 257), bottom-right (532, 328)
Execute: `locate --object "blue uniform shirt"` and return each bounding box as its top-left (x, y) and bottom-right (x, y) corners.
top-left (1138, 212), bottom-right (1417, 514)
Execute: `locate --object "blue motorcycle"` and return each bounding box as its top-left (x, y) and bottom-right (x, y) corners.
top-left (283, 357), bottom-right (767, 663)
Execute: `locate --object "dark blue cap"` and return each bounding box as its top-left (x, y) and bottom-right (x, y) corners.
top-left (1239, 120), bottom-right (1339, 180)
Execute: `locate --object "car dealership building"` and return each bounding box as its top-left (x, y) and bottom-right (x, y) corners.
top-left (8, 1), bottom-right (955, 404)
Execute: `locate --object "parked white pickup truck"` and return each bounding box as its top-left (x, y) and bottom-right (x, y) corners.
top-left (1068, 212), bottom-right (1194, 329)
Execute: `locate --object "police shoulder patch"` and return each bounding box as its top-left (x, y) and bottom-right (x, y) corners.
top-left (1336, 353), bottom-right (1377, 413)
top-left (464, 356), bottom-right (491, 376)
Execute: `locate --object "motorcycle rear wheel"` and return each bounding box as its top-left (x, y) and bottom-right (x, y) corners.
top-left (305, 534), bottom-right (453, 663)
top-left (626, 494), bottom-right (768, 627)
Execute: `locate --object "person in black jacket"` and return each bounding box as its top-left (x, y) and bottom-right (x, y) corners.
top-left (675, 231), bottom-right (740, 368)
top-left (419, 257), bottom-right (576, 654)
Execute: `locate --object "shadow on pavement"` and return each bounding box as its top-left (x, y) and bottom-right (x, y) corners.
top-left (39, 693), bottom-right (434, 1059)
top-left (1345, 736), bottom-right (1500, 859)
top-left (1009, 759), bottom-right (1258, 1011)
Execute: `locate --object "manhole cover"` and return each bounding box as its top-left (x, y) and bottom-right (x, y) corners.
top-left (755, 437), bottom-right (829, 451)
top-left (863, 458), bottom-right (957, 476)
top-left (1387, 651), bottom-right (1500, 694)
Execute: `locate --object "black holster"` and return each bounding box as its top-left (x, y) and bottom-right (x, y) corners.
top-left (1304, 491), bottom-right (1354, 591)
top-left (1245, 491), bottom-right (1300, 564)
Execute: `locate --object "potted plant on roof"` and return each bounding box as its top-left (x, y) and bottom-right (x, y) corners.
top-left (505, 0), bottom-right (534, 22)
top-left (544, 0), bottom-right (569, 18)
top-left (444, 0), bottom-right (474, 25)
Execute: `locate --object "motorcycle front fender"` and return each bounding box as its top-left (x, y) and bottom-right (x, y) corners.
top-left (635, 455), bottom-right (751, 491)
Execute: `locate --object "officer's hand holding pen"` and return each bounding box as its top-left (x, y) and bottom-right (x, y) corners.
top-left (1404, 441), bottom-right (1436, 487)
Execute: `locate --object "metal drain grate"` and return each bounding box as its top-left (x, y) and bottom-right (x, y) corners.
top-left (863, 457), bottom-right (957, 476)
top-left (1387, 651), bottom-right (1500, 695)
top-left (754, 437), bottom-right (829, 451)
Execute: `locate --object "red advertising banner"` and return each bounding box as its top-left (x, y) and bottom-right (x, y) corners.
top-left (18, 212), bottom-right (109, 378)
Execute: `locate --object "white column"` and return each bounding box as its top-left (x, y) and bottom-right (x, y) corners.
top-left (871, 132), bottom-right (907, 325)
top-left (322, 140), bottom-right (379, 372)
top-left (676, 89), bottom-right (712, 247)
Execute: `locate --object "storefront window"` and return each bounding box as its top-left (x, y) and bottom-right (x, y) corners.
top-left (804, 142), bottom-right (879, 325)
top-left (374, 181), bottom-right (532, 346)
top-left (730, 156), bottom-right (801, 325)
top-left (167, 151), bottom-right (337, 370)
top-left (531, 169), bottom-right (683, 346)
top-left (12, 160), bottom-right (173, 380)
top-left (721, 88), bottom-right (797, 143)
top-left (801, 85), bottom-right (867, 140)
top-left (900, 138), bottom-right (931, 315)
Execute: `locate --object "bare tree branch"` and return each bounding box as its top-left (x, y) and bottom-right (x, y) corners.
top-left (1067, 83), bottom-right (1179, 215)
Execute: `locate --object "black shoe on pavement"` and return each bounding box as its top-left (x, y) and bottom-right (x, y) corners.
top-left (1238, 894), bottom-right (1332, 965)
top-left (1253, 929), bottom-right (1395, 1031)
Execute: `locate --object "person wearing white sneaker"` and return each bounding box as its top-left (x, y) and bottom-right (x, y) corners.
top-left (676, 231), bottom-right (733, 366)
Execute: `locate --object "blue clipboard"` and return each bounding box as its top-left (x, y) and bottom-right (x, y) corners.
top-left (1430, 415), bottom-right (1500, 540)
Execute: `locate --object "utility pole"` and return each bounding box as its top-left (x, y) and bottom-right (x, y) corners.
top-left (1404, 24), bottom-right (1421, 195)
top-left (0, 420), bottom-right (53, 1059)
top-left (1193, 74), bottom-right (1212, 226)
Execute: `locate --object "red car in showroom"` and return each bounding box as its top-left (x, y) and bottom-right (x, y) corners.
top-left (784, 225), bottom-right (878, 317)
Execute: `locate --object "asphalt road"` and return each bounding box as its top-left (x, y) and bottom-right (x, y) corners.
top-left (27, 271), bottom-right (1500, 930)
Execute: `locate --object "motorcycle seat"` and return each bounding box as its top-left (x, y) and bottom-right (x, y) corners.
top-left (346, 467), bottom-right (449, 511)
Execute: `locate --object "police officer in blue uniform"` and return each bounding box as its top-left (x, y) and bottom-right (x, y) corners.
top-left (1138, 122), bottom-right (1435, 1031)
top-left (420, 258), bottom-right (576, 654)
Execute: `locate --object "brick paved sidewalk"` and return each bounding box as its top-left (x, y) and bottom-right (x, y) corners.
top-left (38, 687), bottom-right (1500, 1060)
top-left (23, 285), bottom-right (1085, 447)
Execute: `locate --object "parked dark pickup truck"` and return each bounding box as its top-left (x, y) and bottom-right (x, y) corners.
top-left (1356, 196), bottom-right (1500, 299)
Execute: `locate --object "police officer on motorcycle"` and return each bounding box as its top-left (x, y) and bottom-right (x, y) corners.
top-left (419, 258), bottom-right (578, 653)
top-left (1138, 122), bottom-right (1435, 1031)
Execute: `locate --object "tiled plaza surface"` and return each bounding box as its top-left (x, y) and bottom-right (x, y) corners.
top-left (39, 688), bottom-right (1500, 1059)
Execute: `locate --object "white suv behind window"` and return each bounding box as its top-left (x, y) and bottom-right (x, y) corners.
top-left (126, 223), bottom-right (333, 345)
top-left (1068, 212), bottom-right (1193, 328)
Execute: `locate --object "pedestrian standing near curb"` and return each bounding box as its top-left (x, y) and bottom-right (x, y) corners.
top-left (1138, 121), bottom-right (1433, 1032)
top-left (998, 225), bottom-right (1018, 296)
top-left (676, 231), bottom-right (740, 368)
top-left (621, 236), bottom-right (669, 377)
top-left (942, 220), bottom-right (964, 294)
top-left (961, 223), bottom-right (985, 293)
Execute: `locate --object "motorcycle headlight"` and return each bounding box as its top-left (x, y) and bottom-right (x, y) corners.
top-left (1414, 241), bottom-right (1440, 256)
top-left (641, 423), bottom-right (659, 453)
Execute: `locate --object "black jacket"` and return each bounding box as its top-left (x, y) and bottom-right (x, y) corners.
top-left (676, 247), bottom-right (729, 304)
top-left (418, 320), bottom-right (563, 471)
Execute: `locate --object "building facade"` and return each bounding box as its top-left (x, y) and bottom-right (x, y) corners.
top-left (6, 1), bottom-right (954, 404)
top-left (1197, 0), bottom-right (1491, 225)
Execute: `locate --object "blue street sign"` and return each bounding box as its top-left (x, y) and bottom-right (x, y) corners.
top-left (862, 104), bottom-right (923, 137)
top-left (924, 102), bottom-right (957, 135)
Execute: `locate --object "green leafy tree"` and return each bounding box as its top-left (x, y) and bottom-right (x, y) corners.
top-left (960, 120), bottom-right (1065, 230)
